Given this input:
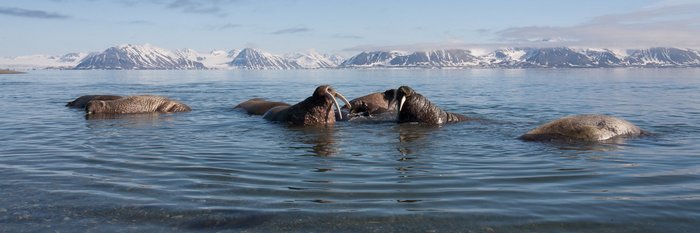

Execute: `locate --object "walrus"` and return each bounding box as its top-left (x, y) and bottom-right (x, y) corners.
top-left (234, 98), bottom-right (290, 115)
top-left (519, 114), bottom-right (644, 142)
top-left (263, 85), bottom-right (351, 126)
top-left (66, 95), bottom-right (123, 109)
top-left (395, 86), bottom-right (469, 124)
top-left (343, 89), bottom-right (398, 117)
top-left (85, 95), bottom-right (191, 114)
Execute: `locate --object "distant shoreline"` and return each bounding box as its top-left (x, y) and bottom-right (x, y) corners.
top-left (0, 69), bottom-right (25, 74)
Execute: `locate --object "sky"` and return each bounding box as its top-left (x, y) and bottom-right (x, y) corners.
top-left (1, 0), bottom-right (699, 57)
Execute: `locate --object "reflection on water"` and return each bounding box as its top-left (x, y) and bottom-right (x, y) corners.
top-left (284, 126), bottom-right (337, 156)
top-left (396, 123), bottom-right (438, 156)
top-left (545, 137), bottom-right (629, 152)
top-left (85, 113), bottom-right (179, 128)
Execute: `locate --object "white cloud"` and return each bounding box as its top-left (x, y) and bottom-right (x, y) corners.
top-left (344, 3), bottom-right (700, 52)
top-left (494, 3), bottom-right (700, 49)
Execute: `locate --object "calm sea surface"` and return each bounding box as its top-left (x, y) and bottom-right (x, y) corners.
top-left (1, 69), bottom-right (699, 232)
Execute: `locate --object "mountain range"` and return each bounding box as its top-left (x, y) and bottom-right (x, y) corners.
top-left (341, 47), bottom-right (700, 68)
top-left (1, 44), bottom-right (699, 70)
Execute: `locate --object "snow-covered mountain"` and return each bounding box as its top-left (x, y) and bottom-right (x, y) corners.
top-left (389, 49), bottom-right (481, 67)
top-left (344, 47), bottom-right (700, 68)
top-left (175, 49), bottom-right (239, 69)
top-left (624, 47), bottom-right (700, 67)
top-left (582, 49), bottom-right (624, 67)
top-left (228, 48), bottom-right (302, 70)
top-left (4, 44), bottom-right (700, 70)
top-left (341, 49), bottom-right (486, 68)
top-left (285, 50), bottom-right (343, 69)
top-left (340, 51), bottom-right (406, 67)
top-left (522, 47), bottom-right (594, 68)
top-left (75, 44), bottom-right (205, 70)
top-left (0, 53), bottom-right (88, 70)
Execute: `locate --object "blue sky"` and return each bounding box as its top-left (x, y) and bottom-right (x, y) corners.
top-left (1, 0), bottom-right (699, 56)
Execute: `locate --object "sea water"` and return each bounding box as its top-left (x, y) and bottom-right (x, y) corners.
top-left (1, 69), bottom-right (699, 232)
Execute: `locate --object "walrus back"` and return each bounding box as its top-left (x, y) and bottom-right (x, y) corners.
top-left (66, 95), bottom-right (122, 108)
top-left (235, 98), bottom-right (290, 115)
top-left (157, 100), bottom-right (192, 113)
top-left (399, 94), bottom-right (468, 124)
top-left (263, 106), bottom-right (290, 121)
top-left (87, 95), bottom-right (191, 114)
top-left (520, 114), bottom-right (642, 141)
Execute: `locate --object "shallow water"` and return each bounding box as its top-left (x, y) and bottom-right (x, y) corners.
top-left (1, 69), bottom-right (699, 232)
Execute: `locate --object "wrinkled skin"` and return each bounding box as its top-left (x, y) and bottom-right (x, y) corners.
top-left (234, 98), bottom-right (290, 115)
top-left (395, 86), bottom-right (469, 124)
top-left (519, 114), bottom-right (644, 142)
top-left (263, 85), bottom-right (351, 126)
top-left (343, 89), bottom-right (397, 117)
top-left (66, 95), bottom-right (123, 109)
top-left (85, 95), bottom-right (191, 115)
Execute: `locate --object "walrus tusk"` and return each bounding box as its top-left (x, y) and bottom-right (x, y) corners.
top-left (399, 96), bottom-right (406, 112)
top-left (326, 92), bottom-right (343, 120)
top-left (335, 92), bottom-right (351, 110)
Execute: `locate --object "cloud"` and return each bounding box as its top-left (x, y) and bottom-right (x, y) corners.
top-left (271, 27), bottom-right (311, 35)
top-left (124, 20), bottom-right (153, 25)
top-left (475, 29), bottom-right (491, 35)
top-left (124, 0), bottom-right (242, 16)
top-left (167, 0), bottom-right (221, 14)
top-left (218, 23), bottom-right (242, 30)
top-left (331, 34), bottom-right (364, 40)
top-left (0, 7), bottom-right (70, 19)
top-left (345, 3), bottom-right (700, 52)
top-left (494, 4), bottom-right (700, 48)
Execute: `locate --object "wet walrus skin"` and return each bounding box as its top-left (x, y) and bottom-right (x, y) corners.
top-left (66, 95), bottom-right (123, 109)
top-left (519, 114), bottom-right (643, 142)
top-left (234, 98), bottom-right (290, 115)
top-left (263, 85), bottom-right (351, 126)
top-left (343, 89), bottom-right (397, 117)
top-left (395, 86), bottom-right (469, 125)
top-left (85, 95), bottom-right (191, 114)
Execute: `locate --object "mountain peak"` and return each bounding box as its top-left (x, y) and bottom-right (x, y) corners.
top-left (229, 48), bottom-right (301, 70)
top-left (285, 50), bottom-right (342, 69)
top-left (75, 44), bottom-right (204, 70)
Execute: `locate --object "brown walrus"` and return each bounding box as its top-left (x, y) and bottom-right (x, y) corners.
top-left (85, 95), bottom-right (191, 114)
top-left (234, 98), bottom-right (290, 115)
top-left (519, 114), bottom-right (644, 142)
top-left (343, 89), bottom-right (397, 117)
top-left (66, 95), bottom-right (123, 109)
top-left (395, 86), bottom-right (469, 124)
top-left (263, 85), bottom-right (351, 126)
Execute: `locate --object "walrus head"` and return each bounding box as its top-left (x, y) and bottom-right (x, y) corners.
top-left (346, 89), bottom-right (398, 116)
top-left (313, 85), bottom-right (351, 120)
top-left (396, 85), bottom-right (416, 113)
top-left (85, 100), bottom-right (107, 115)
